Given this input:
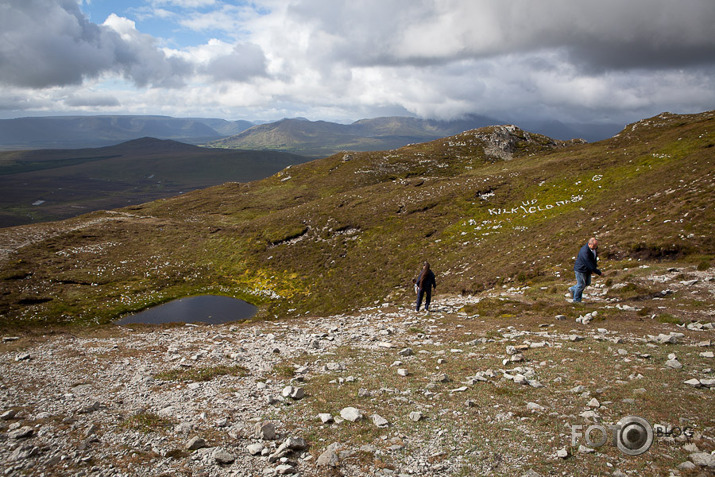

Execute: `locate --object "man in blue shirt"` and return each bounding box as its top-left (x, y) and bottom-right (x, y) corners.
top-left (568, 237), bottom-right (601, 303)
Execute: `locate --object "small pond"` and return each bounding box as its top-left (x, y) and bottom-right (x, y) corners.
top-left (114, 295), bottom-right (257, 325)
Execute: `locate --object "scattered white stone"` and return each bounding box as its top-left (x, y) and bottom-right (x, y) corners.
top-left (526, 402), bottom-right (544, 412)
top-left (247, 443), bottom-right (265, 455)
top-left (700, 351), bottom-right (714, 358)
top-left (409, 411), bottom-right (424, 422)
top-left (282, 386), bottom-right (305, 400)
top-left (213, 448), bottom-right (235, 465)
top-left (371, 414), bottom-right (389, 428)
top-left (317, 446), bottom-right (340, 467)
top-left (690, 452), bottom-right (715, 468)
top-left (665, 359), bottom-right (683, 369)
top-left (185, 436), bottom-right (206, 450)
top-left (8, 426), bottom-right (33, 439)
top-left (587, 398), bottom-right (600, 408)
top-left (556, 448), bottom-right (569, 459)
top-left (397, 368), bottom-right (409, 377)
top-left (318, 413), bottom-right (334, 424)
top-left (275, 464), bottom-right (296, 474)
top-left (340, 407), bottom-right (363, 422)
top-left (578, 445), bottom-right (595, 454)
top-left (684, 378), bottom-right (701, 388)
top-left (399, 347), bottom-right (414, 356)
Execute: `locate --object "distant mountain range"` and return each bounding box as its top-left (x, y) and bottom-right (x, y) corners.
top-left (0, 114), bottom-right (622, 154)
top-left (0, 137), bottom-right (310, 227)
top-left (210, 116), bottom-right (622, 156)
top-left (0, 115), bottom-right (254, 150)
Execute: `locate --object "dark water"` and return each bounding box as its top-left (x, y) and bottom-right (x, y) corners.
top-left (114, 295), bottom-right (257, 325)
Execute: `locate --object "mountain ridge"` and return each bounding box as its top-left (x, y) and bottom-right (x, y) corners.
top-left (0, 114), bottom-right (622, 152)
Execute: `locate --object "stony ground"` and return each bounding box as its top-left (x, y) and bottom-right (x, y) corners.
top-left (1, 263), bottom-right (714, 477)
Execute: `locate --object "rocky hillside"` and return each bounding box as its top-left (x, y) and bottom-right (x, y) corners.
top-left (0, 111), bottom-right (713, 476)
top-left (1, 267), bottom-right (713, 475)
top-left (0, 111), bottom-right (712, 328)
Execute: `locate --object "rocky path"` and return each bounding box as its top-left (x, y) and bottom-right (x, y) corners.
top-left (2, 272), bottom-right (715, 476)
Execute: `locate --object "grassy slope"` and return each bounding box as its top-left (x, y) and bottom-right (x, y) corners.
top-left (0, 111), bottom-right (713, 328)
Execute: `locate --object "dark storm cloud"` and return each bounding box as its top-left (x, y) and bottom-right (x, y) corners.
top-left (0, 0), bottom-right (192, 88)
top-left (280, 0), bottom-right (715, 72)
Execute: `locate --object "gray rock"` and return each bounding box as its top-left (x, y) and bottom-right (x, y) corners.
top-left (587, 398), bottom-right (600, 408)
top-left (578, 444), bottom-right (595, 454)
top-left (275, 464), bottom-right (296, 474)
top-left (431, 373), bottom-right (450, 383)
top-left (526, 402), bottom-right (544, 412)
top-left (399, 348), bottom-right (414, 356)
top-left (255, 421), bottom-right (277, 440)
top-left (556, 448), bottom-right (568, 459)
top-left (247, 443), bottom-right (265, 455)
top-left (318, 413), bottom-right (334, 424)
top-left (281, 385), bottom-right (303, 399)
top-left (677, 461), bottom-right (696, 471)
top-left (684, 378), bottom-right (702, 388)
top-left (15, 353), bottom-right (31, 361)
top-left (1, 409), bottom-right (17, 420)
top-left (397, 368), bottom-right (409, 377)
top-left (409, 411), bottom-right (424, 422)
top-left (284, 436), bottom-right (307, 450)
top-left (665, 359), bottom-right (682, 369)
top-left (340, 407), bottom-right (363, 422)
top-left (690, 452), bottom-right (715, 468)
top-left (213, 448), bottom-right (235, 464)
top-left (371, 414), bottom-right (389, 428)
top-left (8, 426), bottom-right (33, 439)
top-left (317, 447), bottom-right (340, 467)
top-left (185, 436), bottom-right (206, 450)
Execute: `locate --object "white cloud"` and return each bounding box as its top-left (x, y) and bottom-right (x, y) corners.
top-left (0, 0), bottom-right (714, 124)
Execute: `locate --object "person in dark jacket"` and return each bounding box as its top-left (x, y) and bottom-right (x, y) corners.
top-left (415, 262), bottom-right (437, 312)
top-left (568, 237), bottom-right (602, 303)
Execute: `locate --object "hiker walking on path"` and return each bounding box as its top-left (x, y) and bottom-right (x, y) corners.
top-left (569, 237), bottom-right (601, 303)
top-left (415, 262), bottom-right (437, 312)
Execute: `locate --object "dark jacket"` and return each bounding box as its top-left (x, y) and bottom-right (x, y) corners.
top-left (574, 244), bottom-right (601, 275)
top-left (417, 270), bottom-right (436, 291)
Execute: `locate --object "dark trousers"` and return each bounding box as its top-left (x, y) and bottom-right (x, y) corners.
top-left (416, 288), bottom-right (432, 311)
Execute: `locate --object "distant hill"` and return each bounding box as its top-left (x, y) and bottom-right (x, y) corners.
top-left (0, 137), bottom-right (310, 227)
top-left (0, 111), bottom-right (711, 327)
top-left (210, 115), bottom-right (621, 156)
top-left (209, 115), bottom-right (504, 156)
top-left (0, 115), bottom-right (254, 150)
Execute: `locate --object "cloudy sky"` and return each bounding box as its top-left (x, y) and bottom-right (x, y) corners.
top-left (1, 0), bottom-right (714, 125)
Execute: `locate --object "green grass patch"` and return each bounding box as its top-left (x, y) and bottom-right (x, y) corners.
top-left (155, 364), bottom-right (249, 382)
